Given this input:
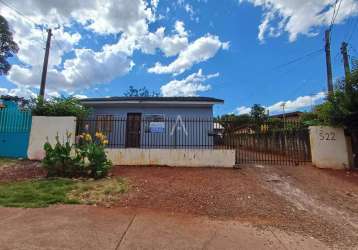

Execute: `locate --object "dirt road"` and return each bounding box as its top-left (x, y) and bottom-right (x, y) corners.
top-left (112, 165), bottom-right (358, 249)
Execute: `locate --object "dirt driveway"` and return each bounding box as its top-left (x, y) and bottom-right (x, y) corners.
top-left (0, 161), bottom-right (358, 249)
top-left (112, 165), bottom-right (358, 249)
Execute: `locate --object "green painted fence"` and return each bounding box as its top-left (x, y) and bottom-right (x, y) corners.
top-left (0, 99), bottom-right (32, 158)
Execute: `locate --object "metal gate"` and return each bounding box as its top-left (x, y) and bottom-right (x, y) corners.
top-left (0, 99), bottom-right (32, 158)
top-left (218, 121), bottom-right (311, 165)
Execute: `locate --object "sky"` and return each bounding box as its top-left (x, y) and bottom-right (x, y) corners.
top-left (0, 0), bottom-right (357, 116)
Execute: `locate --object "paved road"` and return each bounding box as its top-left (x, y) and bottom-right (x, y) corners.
top-left (0, 205), bottom-right (327, 250)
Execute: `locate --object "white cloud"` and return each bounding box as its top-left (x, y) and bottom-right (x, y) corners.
top-left (0, 86), bottom-right (37, 99)
top-left (240, 0), bottom-right (358, 42)
top-left (235, 92), bottom-right (326, 115)
top-left (148, 35), bottom-right (229, 75)
top-left (235, 106), bottom-right (252, 115)
top-left (1, 0), bottom-right (227, 97)
top-left (160, 69), bottom-right (218, 96)
top-left (8, 45), bottom-right (134, 93)
top-left (3, 0), bottom-right (155, 36)
top-left (138, 21), bottom-right (189, 57)
top-left (267, 92), bottom-right (326, 113)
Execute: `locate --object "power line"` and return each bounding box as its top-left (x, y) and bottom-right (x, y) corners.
top-left (0, 0), bottom-right (38, 26)
top-left (272, 49), bottom-right (324, 70)
top-left (329, 0), bottom-right (343, 32)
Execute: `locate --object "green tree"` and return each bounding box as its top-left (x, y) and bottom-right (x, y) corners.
top-left (250, 104), bottom-right (267, 123)
top-left (124, 86), bottom-right (160, 97)
top-left (306, 59), bottom-right (358, 126)
top-left (0, 15), bottom-right (18, 75)
top-left (216, 114), bottom-right (251, 133)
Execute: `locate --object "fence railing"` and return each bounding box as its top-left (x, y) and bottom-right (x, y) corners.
top-left (77, 117), bottom-right (218, 149)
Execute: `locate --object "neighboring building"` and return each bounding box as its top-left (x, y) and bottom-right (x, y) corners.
top-left (270, 111), bottom-right (303, 122)
top-left (80, 96), bottom-right (224, 148)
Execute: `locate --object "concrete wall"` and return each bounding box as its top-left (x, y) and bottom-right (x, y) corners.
top-left (309, 126), bottom-right (351, 169)
top-left (27, 116), bottom-right (77, 160)
top-left (106, 148), bottom-right (236, 168)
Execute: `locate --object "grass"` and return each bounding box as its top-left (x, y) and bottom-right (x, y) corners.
top-left (0, 177), bottom-right (128, 208)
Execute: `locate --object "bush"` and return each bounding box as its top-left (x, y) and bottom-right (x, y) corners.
top-left (43, 132), bottom-right (112, 179)
top-left (31, 96), bottom-right (90, 118)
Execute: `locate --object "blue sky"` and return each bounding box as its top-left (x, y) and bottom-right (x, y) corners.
top-left (0, 0), bottom-right (357, 115)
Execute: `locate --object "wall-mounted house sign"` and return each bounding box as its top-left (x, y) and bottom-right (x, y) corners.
top-left (145, 114), bottom-right (165, 133)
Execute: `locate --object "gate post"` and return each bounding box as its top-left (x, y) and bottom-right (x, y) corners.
top-left (309, 126), bottom-right (352, 169)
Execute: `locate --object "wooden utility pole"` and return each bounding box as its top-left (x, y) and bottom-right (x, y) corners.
top-left (340, 42), bottom-right (350, 79)
top-left (39, 28), bottom-right (52, 98)
top-left (324, 30), bottom-right (334, 94)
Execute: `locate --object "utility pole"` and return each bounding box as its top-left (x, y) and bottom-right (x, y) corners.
top-left (39, 28), bottom-right (52, 98)
top-left (280, 102), bottom-right (286, 129)
top-left (340, 42), bottom-right (350, 79)
top-left (324, 30), bottom-right (334, 94)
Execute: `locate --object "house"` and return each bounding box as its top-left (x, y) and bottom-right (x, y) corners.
top-left (80, 96), bottom-right (224, 149)
top-left (270, 111), bottom-right (303, 122)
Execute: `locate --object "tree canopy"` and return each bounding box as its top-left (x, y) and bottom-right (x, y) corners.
top-left (124, 86), bottom-right (160, 97)
top-left (0, 15), bottom-right (19, 75)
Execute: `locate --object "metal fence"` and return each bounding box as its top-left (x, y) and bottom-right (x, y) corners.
top-left (77, 117), bottom-right (216, 149)
top-left (76, 117), bottom-right (311, 165)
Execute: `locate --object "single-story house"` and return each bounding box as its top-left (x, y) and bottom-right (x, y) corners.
top-left (270, 111), bottom-right (303, 122)
top-left (80, 96), bottom-right (224, 149)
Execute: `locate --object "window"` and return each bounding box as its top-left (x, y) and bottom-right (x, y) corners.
top-left (96, 115), bottom-right (113, 132)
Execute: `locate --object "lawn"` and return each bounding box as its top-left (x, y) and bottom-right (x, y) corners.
top-left (0, 177), bottom-right (128, 208)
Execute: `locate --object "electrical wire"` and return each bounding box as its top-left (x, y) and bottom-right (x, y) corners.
top-left (272, 49), bottom-right (324, 70)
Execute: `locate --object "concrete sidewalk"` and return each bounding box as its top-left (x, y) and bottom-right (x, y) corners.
top-left (0, 205), bottom-right (327, 250)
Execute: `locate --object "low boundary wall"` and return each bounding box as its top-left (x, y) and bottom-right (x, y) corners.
top-left (106, 148), bottom-right (236, 168)
top-left (27, 116), bottom-right (77, 160)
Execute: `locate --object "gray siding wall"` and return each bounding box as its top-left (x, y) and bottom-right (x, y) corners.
top-left (84, 104), bottom-right (214, 148)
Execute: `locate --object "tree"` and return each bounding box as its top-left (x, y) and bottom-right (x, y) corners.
top-left (0, 15), bottom-right (19, 75)
top-left (216, 114), bottom-right (251, 133)
top-left (124, 86), bottom-right (160, 97)
top-left (250, 104), bottom-right (267, 123)
top-left (305, 59), bottom-right (358, 126)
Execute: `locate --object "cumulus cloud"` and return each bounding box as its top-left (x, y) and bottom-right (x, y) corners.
top-left (160, 69), bottom-right (218, 96)
top-left (235, 92), bottom-right (326, 115)
top-left (1, 0), bottom-right (227, 96)
top-left (0, 86), bottom-right (37, 99)
top-left (8, 47), bottom-right (134, 93)
top-left (148, 35), bottom-right (229, 75)
top-left (3, 0), bottom-right (155, 36)
top-left (240, 0), bottom-right (358, 42)
top-left (138, 21), bottom-right (189, 57)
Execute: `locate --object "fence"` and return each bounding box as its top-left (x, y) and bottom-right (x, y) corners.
top-left (77, 117), bottom-right (215, 149)
top-left (0, 99), bottom-right (32, 158)
top-left (77, 117), bottom-right (311, 165)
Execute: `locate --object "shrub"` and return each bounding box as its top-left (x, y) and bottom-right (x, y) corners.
top-left (31, 96), bottom-right (90, 119)
top-left (42, 132), bottom-right (112, 179)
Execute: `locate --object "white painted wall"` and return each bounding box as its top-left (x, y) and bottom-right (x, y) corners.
top-left (27, 116), bottom-right (77, 160)
top-left (309, 126), bottom-right (351, 169)
top-left (106, 148), bottom-right (236, 168)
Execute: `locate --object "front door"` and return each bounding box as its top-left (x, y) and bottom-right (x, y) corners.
top-left (125, 113), bottom-right (141, 148)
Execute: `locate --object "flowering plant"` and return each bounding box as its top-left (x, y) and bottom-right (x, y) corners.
top-left (43, 131), bottom-right (112, 179)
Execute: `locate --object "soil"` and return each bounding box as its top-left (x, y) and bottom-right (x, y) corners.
top-left (0, 160), bottom-right (45, 182)
top-left (1, 159), bottom-right (358, 248)
top-left (112, 165), bottom-right (358, 249)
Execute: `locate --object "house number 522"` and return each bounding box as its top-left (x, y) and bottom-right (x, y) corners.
top-left (319, 130), bottom-right (336, 141)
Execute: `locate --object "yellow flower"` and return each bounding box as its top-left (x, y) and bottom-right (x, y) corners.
top-left (102, 139), bottom-right (109, 145)
top-left (84, 133), bottom-right (92, 142)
